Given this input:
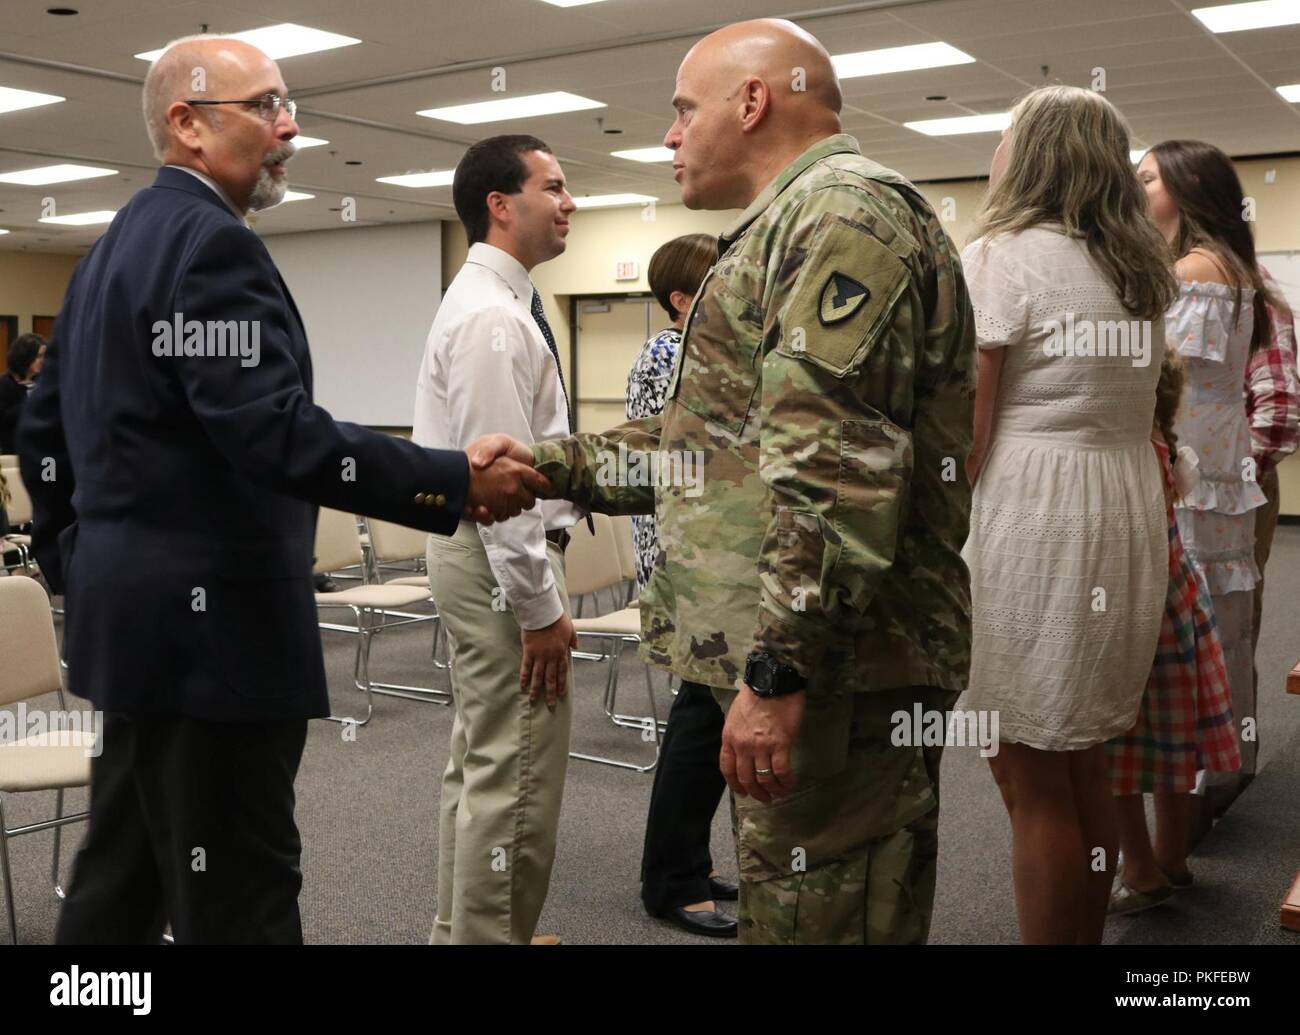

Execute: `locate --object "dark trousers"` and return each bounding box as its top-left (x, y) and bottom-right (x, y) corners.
top-left (55, 711), bottom-right (308, 945)
top-left (640, 680), bottom-right (727, 914)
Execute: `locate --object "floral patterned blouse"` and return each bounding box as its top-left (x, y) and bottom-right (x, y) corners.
top-left (625, 327), bottom-right (681, 589)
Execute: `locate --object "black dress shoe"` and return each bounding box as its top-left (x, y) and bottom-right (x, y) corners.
top-left (709, 876), bottom-right (739, 901)
top-left (659, 906), bottom-right (737, 938)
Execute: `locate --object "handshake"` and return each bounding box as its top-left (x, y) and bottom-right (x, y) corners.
top-left (461, 433), bottom-right (552, 524)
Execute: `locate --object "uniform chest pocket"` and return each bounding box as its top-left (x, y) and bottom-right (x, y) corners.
top-left (669, 272), bottom-right (761, 436)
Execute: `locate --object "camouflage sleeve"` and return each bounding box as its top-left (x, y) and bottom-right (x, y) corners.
top-left (752, 187), bottom-right (920, 680)
top-left (531, 415), bottom-right (661, 515)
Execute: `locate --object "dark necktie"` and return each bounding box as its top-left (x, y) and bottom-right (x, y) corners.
top-left (531, 289), bottom-right (572, 434)
top-left (531, 288), bottom-right (593, 533)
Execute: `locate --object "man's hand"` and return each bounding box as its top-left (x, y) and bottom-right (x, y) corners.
top-left (468, 432), bottom-right (536, 470)
top-left (720, 688), bottom-right (806, 803)
top-left (463, 453), bottom-right (552, 524)
top-left (520, 612), bottom-right (577, 710)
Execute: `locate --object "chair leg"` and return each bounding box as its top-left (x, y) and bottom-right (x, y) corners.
top-left (326, 605), bottom-right (375, 727)
top-left (51, 789), bottom-right (66, 899)
top-left (0, 796), bottom-right (17, 945)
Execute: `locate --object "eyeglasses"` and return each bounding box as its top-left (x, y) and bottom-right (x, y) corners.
top-left (186, 93), bottom-right (297, 123)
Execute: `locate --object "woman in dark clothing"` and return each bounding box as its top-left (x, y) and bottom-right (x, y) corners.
top-left (630, 235), bottom-right (739, 938)
top-left (0, 333), bottom-right (46, 453)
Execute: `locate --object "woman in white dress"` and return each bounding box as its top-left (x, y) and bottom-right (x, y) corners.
top-left (1138, 140), bottom-right (1287, 814)
top-left (961, 86), bottom-right (1175, 944)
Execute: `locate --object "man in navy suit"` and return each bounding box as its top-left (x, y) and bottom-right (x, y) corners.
top-left (16, 34), bottom-right (548, 944)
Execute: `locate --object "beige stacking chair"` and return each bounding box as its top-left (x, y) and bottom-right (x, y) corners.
top-left (565, 514), bottom-right (662, 773)
top-left (313, 508), bottom-right (442, 726)
top-left (1, 464), bottom-right (34, 576)
top-left (359, 516), bottom-right (450, 688)
top-left (0, 576), bottom-right (94, 944)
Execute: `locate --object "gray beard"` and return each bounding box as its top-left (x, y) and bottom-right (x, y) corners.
top-left (248, 165), bottom-right (288, 211)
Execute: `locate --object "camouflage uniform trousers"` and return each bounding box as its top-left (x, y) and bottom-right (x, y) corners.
top-left (712, 684), bottom-right (959, 945)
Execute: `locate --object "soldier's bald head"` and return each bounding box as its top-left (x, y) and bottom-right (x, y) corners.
top-left (683, 19), bottom-right (843, 118)
top-left (666, 19), bottom-right (843, 210)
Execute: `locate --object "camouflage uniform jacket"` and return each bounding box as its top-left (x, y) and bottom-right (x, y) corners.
top-left (534, 134), bottom-right (975, 699)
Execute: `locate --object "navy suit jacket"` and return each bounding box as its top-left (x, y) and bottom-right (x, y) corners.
top-left (18, 167), bottom-right (468, 721)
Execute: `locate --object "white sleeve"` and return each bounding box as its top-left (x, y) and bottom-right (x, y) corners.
top-left (961, 237), bottom-right (1030, 349)
top-left (444, 307), bottom-right (564, 630)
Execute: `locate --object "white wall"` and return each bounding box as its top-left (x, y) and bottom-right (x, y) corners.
top-left (264, 222), bottom-right (441, 426)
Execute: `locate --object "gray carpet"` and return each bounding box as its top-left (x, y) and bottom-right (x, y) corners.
top-left (3, 528), bottom-right (1299, 945)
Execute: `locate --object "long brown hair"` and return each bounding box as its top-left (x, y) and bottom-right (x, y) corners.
top-left (969, 85), bottom-right (1177, 321)
top-left (1148, 139), bottom-right (1288, 350)
top-left (1154, 347), bottom-right (1184, 454)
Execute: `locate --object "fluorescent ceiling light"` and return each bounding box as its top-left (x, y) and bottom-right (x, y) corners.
top-left (1192, 0), bottom-right (1300, 33)
top-left (418, 91), bottom-right (604, 125)
top-left (832, 42), bottom-right (975, 79)
top-left (292, 135), bottom-right (329, 149)
top-left (376, 169), bottom-right (456, 188)
top-left (136, 23), bottom-right (361, 62)
top-left (538, 0), bottom-right (609, 6)
top-left (904, 112), bottom-right (1011, 136)
top-left (0, 163), bottom-right (117, 185)
top-left (1130, 148), bottom-right (1148, 164)
top-left (376, 170), bottom-right (456, 188)
top-left (611, 146), bottom-right (674, 162)
top-left (0, 229), bottom-right (9, 236)
top-left (1278, 83), bottom-right (1300, 101)
top-left (40, 210), bottom-right (117, 226)
top-left (0, 85), bottom-right (65, 115)
top-left (275, 191), bottom-right (314, 204)
top-left (572, 193), bottom-right (656, 209)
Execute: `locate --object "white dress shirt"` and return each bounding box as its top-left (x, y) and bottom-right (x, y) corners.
top-left (413, 242), bottom-right (580, 630)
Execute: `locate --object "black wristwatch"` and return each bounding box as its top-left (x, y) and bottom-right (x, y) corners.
top-left (744, 651), bottom-right (803, 698)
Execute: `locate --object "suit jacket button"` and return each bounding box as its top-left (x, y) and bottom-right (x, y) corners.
top-left (414, 492), bottom-right (427, 504)
top-left (433, 493), bottom-right (447, 508)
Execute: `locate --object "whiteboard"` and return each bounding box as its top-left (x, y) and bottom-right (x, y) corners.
top-left (263, 222), bottom-right (442, 426)
top-left (1259, 251), bottom-right (1300, 316)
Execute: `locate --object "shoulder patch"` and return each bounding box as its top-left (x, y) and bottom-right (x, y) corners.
top-left (819, 273), bottom-right (870, 326)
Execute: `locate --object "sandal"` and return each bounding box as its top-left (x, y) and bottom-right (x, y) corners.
top-left (1108, 878), bottom-right (1175, 916)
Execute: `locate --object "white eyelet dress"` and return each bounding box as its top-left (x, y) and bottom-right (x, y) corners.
top-left (959, 228), bottom-right (1166, 751)
top-left (1167, 281), bottom-right (1265, 778)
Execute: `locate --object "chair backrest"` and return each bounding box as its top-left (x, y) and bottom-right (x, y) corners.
top-left (563, 513), bottom-right (625, 599)
top-left (313, 508), bottom-right (364, 575)
top-left (2, 466), bottom-right (32, 524)
top-left (611, 515), bottom-right (637, 583)
top-left (0, 575), bottom-right (63, 708)
top-left (365, 517), bottom-right (429, 564)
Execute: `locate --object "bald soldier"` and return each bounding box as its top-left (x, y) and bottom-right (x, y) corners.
top-left (19, 34), bottom-right (547, 944)
top-left (477, 19), bottom-right (974, 944)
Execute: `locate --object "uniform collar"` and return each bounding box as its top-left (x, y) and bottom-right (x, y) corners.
top-left (720, 133), bottom-right (862, 246)
top-left (467, 242), bottom-right (534, 303)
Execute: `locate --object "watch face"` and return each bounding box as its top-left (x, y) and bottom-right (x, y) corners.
top-left (748, 658), bottom-right (774, 692)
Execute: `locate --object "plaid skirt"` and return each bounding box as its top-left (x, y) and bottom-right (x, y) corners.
top-left (1107, 511), bottom-right (1242, 794)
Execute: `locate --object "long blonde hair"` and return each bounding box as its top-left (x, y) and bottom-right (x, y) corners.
top-left (968, 85), bottom-right (1177, 321)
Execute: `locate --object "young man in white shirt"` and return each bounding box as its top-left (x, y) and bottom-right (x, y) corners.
top-left (413, 134), bottom-right (582, 944)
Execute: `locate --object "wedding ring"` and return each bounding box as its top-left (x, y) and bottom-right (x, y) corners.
top-left (755, 768), bottom-right (773, 775)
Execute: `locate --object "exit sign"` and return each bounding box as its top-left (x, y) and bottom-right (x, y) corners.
top-left (614, 260), bottom-right (638, 281)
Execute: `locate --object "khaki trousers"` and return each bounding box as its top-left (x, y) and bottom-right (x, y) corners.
top-left (426, 522), bottom-right (572, 944)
